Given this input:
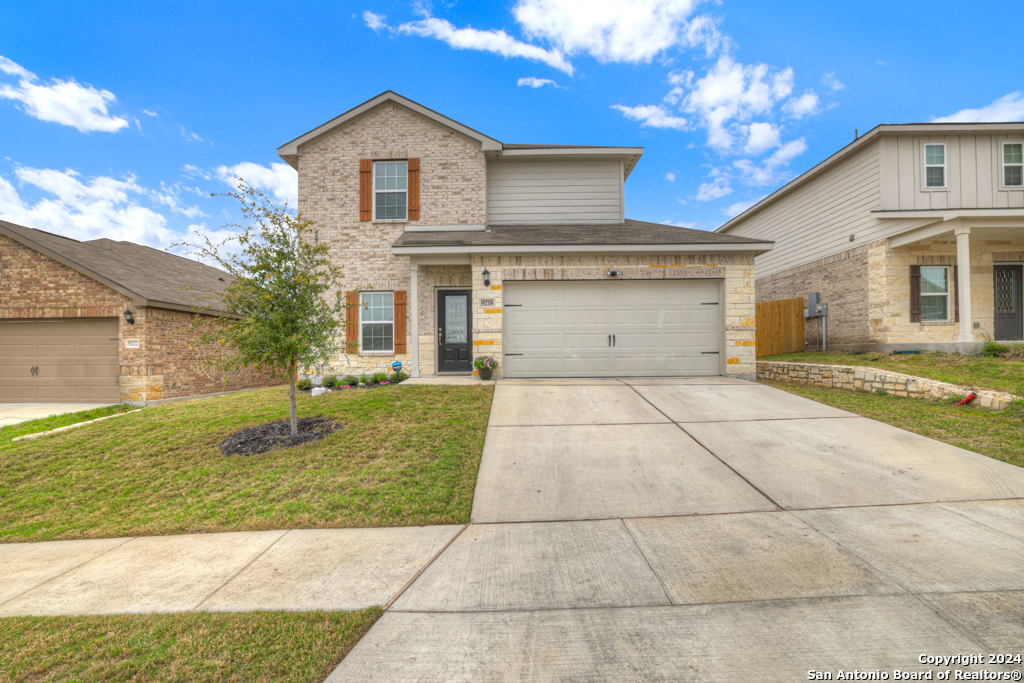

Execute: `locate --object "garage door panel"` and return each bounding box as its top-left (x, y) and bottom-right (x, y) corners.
top-left (503, 281), bottom-right (722, 378)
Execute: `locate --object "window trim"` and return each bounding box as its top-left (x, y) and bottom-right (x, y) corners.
top-left (1002, 141), bottom-right (1024, 189)
top-left (920, 265), bottom-right (951, 323)
top-left (923, 142), bottom-right (947, 190)
top-left (358, 290), bottom-right (395, 354)
top-left (371, 160), bottom-right (408, 221)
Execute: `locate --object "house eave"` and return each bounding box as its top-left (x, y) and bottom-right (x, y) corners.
top-left (392, 242), bottom-right (774, 256)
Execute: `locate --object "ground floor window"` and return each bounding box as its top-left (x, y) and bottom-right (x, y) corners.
top-left (920, 266), bottom-right (950, 321)
top-left (360, 291), bottom-right (394, 351)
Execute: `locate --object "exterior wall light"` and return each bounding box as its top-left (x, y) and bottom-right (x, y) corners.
top-left (607, 270), bottom-right (620, 277)
top-left (482, 268), bottom-right (491, 287)
top-left (123, 309), bottom-right (135, 325)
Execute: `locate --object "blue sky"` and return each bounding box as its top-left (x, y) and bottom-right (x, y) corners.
top-left (1, 0), bottom-right (1022, 252)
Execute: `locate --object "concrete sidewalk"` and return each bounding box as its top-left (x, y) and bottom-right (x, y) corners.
top-left (0, 403), bottom-right (115, 427)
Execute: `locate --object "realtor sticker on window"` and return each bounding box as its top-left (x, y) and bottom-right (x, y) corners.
top-left (125, 339), bottom-right (140, 349)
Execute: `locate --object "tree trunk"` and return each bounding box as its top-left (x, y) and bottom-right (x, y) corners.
top-left (288, 361), bottom-right (298, 436)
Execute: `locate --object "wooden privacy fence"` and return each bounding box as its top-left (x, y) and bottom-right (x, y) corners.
top-left (755, 298), bottom-right (804, 357)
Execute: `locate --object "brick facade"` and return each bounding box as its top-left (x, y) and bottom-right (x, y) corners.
top-left (0, 234), bottom-right (279, 403)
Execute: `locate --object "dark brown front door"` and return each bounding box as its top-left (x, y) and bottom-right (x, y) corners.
top-left (438, 290), bottom-right (472, 373)
top-left (995, 265), bottom-right (1024, 341)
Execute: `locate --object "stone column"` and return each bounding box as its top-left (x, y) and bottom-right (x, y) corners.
top-left (955, 225), bottom-right (973, 342)
top-left (410, 262), bottom-right (420, 377)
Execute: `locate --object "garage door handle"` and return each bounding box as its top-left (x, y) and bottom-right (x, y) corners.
top-left (701, 302), bottom-right (719, 305)
top-left (613, 334), bottom-right (616, 346)
top-left (702, 351), bottom-right (719, 354)
top-left (608, 334), bottom-right (611, 347)
top-left (504, 353), bottom-right (523, 356)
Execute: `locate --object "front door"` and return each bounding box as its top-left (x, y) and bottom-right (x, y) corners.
top-left (994, 265), bottom-right (1024, 341)
top-left (438, 290), bottom-right (472, 373)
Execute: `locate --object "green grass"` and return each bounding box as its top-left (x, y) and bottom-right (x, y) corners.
top-left (761, 380), bottom-right (1024, 467)
top-left (0, 384), bottom-right (493, 543)
top-left (0, 608), bottom-right (381, 683)
top-left (0, 404), bottom-right (134, 442)
top-left (759, 350), bottom-right (1024, 396)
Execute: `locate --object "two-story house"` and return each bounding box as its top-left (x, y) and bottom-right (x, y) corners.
top-left (718, 123), bottom-right (1024, 352)
top-left (277, 91), bottom-right (772, 379)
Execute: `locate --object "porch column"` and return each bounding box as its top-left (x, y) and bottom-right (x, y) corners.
top-left (955, 225), bottom-right (973, 342)
top-left (410, 262), bottom-right (420, 377)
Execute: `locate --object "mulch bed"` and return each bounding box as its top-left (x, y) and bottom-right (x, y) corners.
top-left (219, 417), bottom-right (343, 456)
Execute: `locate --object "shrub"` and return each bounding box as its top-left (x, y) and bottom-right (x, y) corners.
top-left (373, 372), bottom-right (388, 384)
top-left (296, 378), bottom-right (313, 391)
top-left (342, 375), bottom-right (359, 387)
top-left (982, 341), bottom-right (1011, 357)
top-left (359, 375), bottom-right (371, 386)
top-left (390, 371), bottom-right (409, 383)
top-left (322, 375), bottom-right (338, 388)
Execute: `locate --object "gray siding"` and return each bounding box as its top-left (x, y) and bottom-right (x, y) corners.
top-left (880, 133), bottom-right (1024, 210)
top-left (487, 157), bottom-right (623, 225)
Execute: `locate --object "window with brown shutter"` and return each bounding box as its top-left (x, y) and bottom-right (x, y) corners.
top-left (910, 265), bottom-right (922, 323)
top-left (359, 159), bottom-right (371, 221)
top-left (407, 158), bottom-right (420, 220)
top-left (394, 290), bottom-right (407, 353)
top-left (345, 290), bottom-right (360, 352)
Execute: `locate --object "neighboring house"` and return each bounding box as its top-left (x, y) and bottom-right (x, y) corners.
top-left (277, 91), bottom-right (772, 379)
top-left (0, 221), bottom-right (279, 404)
top-left (717, 123), bottom-right (1024, 352)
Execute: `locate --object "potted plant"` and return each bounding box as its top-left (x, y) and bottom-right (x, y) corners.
top-left (473, 355), bottom-right (498, 380)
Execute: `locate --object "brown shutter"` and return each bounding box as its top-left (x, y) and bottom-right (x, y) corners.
top-left (346, 290), bottom-right (360, 353)
top-left (953, 265), bottom-right (960, 323)
top-left (407, 158), bottom-right (420, 220)
top-left (359, 159), bottom-right (372, 221)
top-left (910, 265), bottom-right (922, 323)
top-left (393, 290), bottom-right (407, 354)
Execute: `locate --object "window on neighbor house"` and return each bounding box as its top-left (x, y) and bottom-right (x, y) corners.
top-left (360, 291), bottom-right (394, 352)
top-left (1004, 143), bottom-right (1023, 187)
top-left (924, 144), bottom-right (946, 188)
top-left (920, 266), bottom-right (950, 321)
top-left (373, 160), bottom-right (407, 220)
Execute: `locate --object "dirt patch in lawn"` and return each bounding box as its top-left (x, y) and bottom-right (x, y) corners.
top-left (220, 417), bottom-right (343, 456)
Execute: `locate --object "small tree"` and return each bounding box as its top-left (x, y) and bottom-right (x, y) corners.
top-left (175, 180), bottom-right (345, 435)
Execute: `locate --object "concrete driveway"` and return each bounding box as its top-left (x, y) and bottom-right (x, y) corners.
top-left (331, 377), bottom-right (1024, 681)
top-left (0, 402), bottom-right (115, 427)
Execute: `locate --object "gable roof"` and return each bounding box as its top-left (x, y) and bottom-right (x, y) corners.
top-left (392, 219), bottom-right (772, 254)
top-left (716, 121), bottom-right (1024, 234)
top-left (277, 90), bottom-right (644, 177)
top-left (0, 220), bottom-right (234, 315)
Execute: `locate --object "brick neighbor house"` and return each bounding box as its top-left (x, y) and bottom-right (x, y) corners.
top-left (717, 123), bottom-right (1024, 352)
top-left (0, 220), bottom-right (280, 404)
top-left (277, 91), bottom-right (773, 380)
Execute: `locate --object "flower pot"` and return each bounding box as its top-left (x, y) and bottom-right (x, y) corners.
top-left (477, 367), bottom-right (493, 380)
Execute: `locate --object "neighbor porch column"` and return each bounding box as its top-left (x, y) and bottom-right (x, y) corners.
top-left (410, 261), bottom-right (420, 377)
top-left (955, 225), bottom-right (973, 342)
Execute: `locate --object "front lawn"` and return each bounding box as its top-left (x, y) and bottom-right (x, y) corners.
top-left (0, 385), bottom-right (493, 543)
top-left (759, 350), bottom-right (1024, 396)
top-left (761, 380), bottom-right (1024, 467)
top-left (0, 608), bottom-right (381, 683)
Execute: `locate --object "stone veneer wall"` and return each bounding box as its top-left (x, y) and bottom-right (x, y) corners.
top-left (469, 253), bottom-right (758, 378)
top-left (755, 245), bottom-right (870, 347)
top-left (757, 360), bottom-right (1018, 410)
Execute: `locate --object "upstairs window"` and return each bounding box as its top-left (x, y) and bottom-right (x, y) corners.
top-left (1004, 143), bottom-right (1023, 187)
top-left (924, 144), bottom-right (946, 188)
top-left (920, 266), bottom-right (950, 321)
top-left (374, 161), bottom-right (407, 220)
top-left (360, 291), bottom-right (394, 351)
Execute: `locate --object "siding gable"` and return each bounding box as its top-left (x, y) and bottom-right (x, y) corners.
top-left (487, 156), bottom-right (624, 225)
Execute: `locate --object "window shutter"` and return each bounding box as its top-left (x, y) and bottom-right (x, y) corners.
top-left (910, 265), bottom-right (922, 323)
top-left (394, 290), bottom-right (407, 354)
top-left (359, 159), bottom-right (372, 221)
top-left (953, 265), bottom-right (960, 323)
top-left (407, 158), bottom-right (420, 220)
top-left (346, 290), bottom-right (360, 353)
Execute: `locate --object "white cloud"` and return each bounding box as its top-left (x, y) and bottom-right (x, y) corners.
top-left (396, 15), bottom-right (574, 75)
top-left (932, 91), bottom-right (1024, 123)
top-left (142, 109), bottom-right (158, 117)
top-left (0, 55), bottom-right (129, 133)
top-left (782, 90), bottom-right (820, 120)
top-left (215, 162), bottom-right (298, 206)
top-left (823, 72), bottom-right (844, 92)
top-left (733, 138), bottom-right (807, 185)
top-left (179, 126), bottom-right (206, 143)
top-left (152, 182), bottom-right (205, 219)
top-left (660, 219), bottom-right (698, 229)
top-left (611, 103), bottom-right (689, 130)
top-left (676, 197), bottom-right (687, 205)
top-left (363, 11), bottom-right (387, 32)
top-left (518, 77), bottom-right (559, 88)
top-left (512, 0), bottom-right (718, 64)
top-left (665, 172), bottom-right (676, 182)
top-left (695, 176), bottom-right (732, 201)
top-left (744, 122), bottom-right (780, 154)
top-left (723, 196), bottom-right (764, 217)
top-left (182, 164), bottom-right (212, 180)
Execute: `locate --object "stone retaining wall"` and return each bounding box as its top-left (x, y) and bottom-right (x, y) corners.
top-left (757, 360), bottom-right (1019, 411)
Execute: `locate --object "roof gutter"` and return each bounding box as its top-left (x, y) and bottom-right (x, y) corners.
top-left (392, 242), bottom-right (774, 255)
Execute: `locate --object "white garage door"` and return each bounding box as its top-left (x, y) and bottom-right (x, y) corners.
top-left (502, 280), bottom-right (722, 378)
